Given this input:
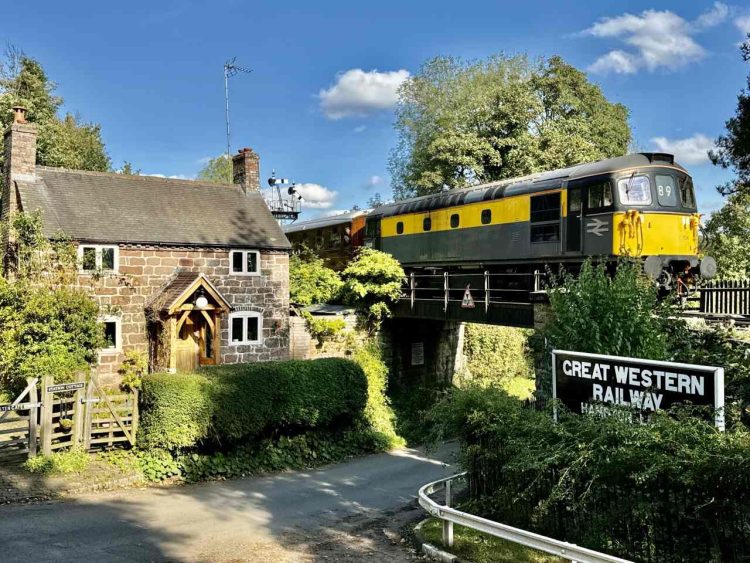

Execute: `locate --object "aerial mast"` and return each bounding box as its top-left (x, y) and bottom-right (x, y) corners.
top-left (223, 57), bottom-right (252, 181)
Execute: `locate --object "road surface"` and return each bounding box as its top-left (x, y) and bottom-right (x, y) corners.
top-left (0, 442), bottom-right (457, 562)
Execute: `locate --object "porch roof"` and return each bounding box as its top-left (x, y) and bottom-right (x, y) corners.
top-left (146, 271), bottom-right (232, 315)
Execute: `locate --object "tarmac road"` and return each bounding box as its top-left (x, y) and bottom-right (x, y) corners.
top-left (0, 442), bottom-right (457, 562)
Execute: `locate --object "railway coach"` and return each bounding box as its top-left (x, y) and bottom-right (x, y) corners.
top-left (363, 153), bottom-right (715, 291)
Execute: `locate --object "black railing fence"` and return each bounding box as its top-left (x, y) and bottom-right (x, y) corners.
top-left (700, 280), bottom-right (750, 316)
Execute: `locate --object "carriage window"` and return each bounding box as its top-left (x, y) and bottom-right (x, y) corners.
top-left (530, 192), bottom-right (561, 243)
top-left (450, 214), bottom-right (460, 228)
top-left (396, 222), bottom-right (404, 235)
top-left (617, 175), bottom-right (652, 205)
top-left (679, 176), bottom-right (696, 208)
top-left (481, 209), bottom-right (492, 224)
top-left (587, 182), bottom-right (613, 210)
top-left (655, 174), bottom-right (678, 207)
top-left (423, 217), bottom-right (432, 232)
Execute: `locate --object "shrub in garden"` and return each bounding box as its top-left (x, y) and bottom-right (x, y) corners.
top-left (138, 372), bottom-right (212, 450)
top-left (139, 358), bottom-right (368, 451)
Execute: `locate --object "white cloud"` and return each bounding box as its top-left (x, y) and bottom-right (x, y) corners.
top-left (650, 133), bottom-right (716, 165)
top-left (320, 209), bottom-right (350, 217)
top-left (694, 2), bottom-right (730, 30)
top-left (367, 175), bottom-right (383, 188)
top-left (735, 15), bottom-right (750, 35)
top-left (294, 183), bottom-right (338, 209)
top-left (319, 69), bottom-right (410, 119)
top-left (353, 125), bottom-right (367, 133)
top-left (146, 173), bottom-right (193, 180)
top-left (196, 156), bottom-right (213, 165)
top-left (584, 4), bottom-right (728, 74)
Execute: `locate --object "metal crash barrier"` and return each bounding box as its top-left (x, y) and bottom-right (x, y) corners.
top-left (418, 472), bottom-right (633, 563)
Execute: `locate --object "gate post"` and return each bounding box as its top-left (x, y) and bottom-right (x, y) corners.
top-left (27, 377), bottom-right (38, 458)
top-left (82, 374), bottom-right (95, 451)
top-left (39, 375), bottom-right (53, 456)
top-left (72, 385), bottom-right (84, 446)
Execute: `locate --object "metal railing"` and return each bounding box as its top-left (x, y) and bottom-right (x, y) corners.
top-left (418, 473), bottom-right (633, 563)
top-left (402, 270), bottom-right (546, 311)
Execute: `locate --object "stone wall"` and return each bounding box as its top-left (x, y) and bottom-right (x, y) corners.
top-left (86, 244), bottom-right (289, 383)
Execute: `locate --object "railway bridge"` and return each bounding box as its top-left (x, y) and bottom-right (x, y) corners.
top-left (385, 270), bottom-right (552, 387)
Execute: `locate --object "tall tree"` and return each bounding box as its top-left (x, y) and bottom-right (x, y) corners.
top-left (197, 154), bottom-right (232, 184)
top-left (0, 47), bottom-right (110, 172)
top-left (389, 54), bottom-right (631, 199)
top-left (710, 35), bottom-right (750, 196)
top-left (703, 192), bottom-right (750, 279)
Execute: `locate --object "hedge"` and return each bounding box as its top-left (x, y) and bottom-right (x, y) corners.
top-left (139, 358), bottom-right (368, 451)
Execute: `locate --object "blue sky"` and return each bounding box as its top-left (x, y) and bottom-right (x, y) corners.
top-left (6, 1), bottom-right (750, 217)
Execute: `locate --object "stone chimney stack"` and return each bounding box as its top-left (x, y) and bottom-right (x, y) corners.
top-left (2, 106), bottom-right (37, 221)
top-left (231, 147), bottom-right (260, 194)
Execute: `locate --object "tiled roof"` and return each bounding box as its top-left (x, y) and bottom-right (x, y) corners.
top-left (145, 271), bottom-right (231, 313)
top-left (16, 166), bottom-right (290, 250)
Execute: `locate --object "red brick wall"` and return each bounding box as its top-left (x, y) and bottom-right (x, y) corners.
top-left (85, 245), bottom-right (289, 383)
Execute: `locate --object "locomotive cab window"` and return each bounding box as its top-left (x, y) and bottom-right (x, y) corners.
top-left (396, 221), bottom-right (404, 235)
top-left (617, 175), bottom-right (652, 206)
top-left (450, 214), bottom-right (460, 228)
top-left (679, 176), bottom-right (697, 209)
top-left (530, 192), bottom-right (561, 243)
top-left (587, 181), bottom-right (613, 211)
top-left (481, 209), bottom-right (492, 225)
top-left (655, 174), bottom-right (678, 207)
top-left (423, 217), bottom-right (432, 231)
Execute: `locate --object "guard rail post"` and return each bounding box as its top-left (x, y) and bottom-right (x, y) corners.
top-left (443, 479), bottom-right (453, 547)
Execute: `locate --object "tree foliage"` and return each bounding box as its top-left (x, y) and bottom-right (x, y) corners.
top-left (0, 47), bottom-right (110, 171)
top-left (389, 54), bottom-right (631, 199)
top-left (289, 247), bottom-right (343, 305)
top-left (703, 191), bottom-right (750, 279)
top-left (340, 248), bottom-right (404, 331)
top-left (0, 212), bottom-right (103, 392)
top-left (710, 35), bottom-right (750, 196)
top-left (197, 154), bottom-right (232, 184)
top-left (545, 260), bottom-right (670, 360)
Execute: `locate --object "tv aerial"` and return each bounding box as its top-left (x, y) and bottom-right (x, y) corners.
top-left (223, 57), bottom-right (252, 177)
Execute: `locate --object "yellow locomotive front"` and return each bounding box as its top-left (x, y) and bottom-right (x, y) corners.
top-left (606, 164), bottom-right (714, 287)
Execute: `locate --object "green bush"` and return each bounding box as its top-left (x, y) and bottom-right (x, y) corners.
top-left (353, 343), bottom-right (404, 448)
top-left (138, 372), bottom-right (212, 450)
top-left (459, 324), bottom-right (534, 396)
top-left (290, 249), bottom-right (343, 305)
top-left (431, 387), bottom-right (750, 562)
top-left (139, 358), bottom-right (368, 451)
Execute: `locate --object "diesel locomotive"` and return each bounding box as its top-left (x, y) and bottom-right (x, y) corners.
top-left (363, 153), bottom-right (716, 289)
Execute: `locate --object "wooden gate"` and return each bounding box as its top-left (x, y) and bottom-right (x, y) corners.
top-left (0, 378), bottom-right (39, 461)
top-left (0, 374), bottom-right (138, 462)
top-left (81, 374), bottom-right (138, 450)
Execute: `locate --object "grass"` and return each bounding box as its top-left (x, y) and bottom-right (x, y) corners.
top-left (420, 518), bottom-right (563, 563)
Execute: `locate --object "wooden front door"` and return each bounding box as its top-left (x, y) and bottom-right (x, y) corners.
top-left (175, 315), bottom-right (200, 372)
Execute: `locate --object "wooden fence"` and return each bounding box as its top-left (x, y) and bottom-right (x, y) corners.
top-left (700, 280), bottom-right (750, 316)
top-left (0, 373), bottom-right (137, 463)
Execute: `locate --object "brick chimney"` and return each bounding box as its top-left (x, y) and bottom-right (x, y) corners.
top-left (231, 147), bottom-right (260, 194)
top-left (2, 106), bottom-right (37, 220)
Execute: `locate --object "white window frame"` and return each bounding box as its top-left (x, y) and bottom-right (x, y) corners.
top-left (99, 315), bottom-right (122, 354)
top-left (228, 311), bottom-right (263, 346)
top-left (78, 244), bottom-right (119, 273)
top-left (229, 250), bottom-right (261, 276)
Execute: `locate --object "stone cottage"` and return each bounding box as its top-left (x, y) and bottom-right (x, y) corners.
top-left (1, 107), bottom-right (291, 382)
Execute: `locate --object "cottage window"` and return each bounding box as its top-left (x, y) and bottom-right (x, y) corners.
top-left (229, 250), bottom-right (260, 275)
top-left (229, 311), bottom-right (262, 345)
top-left (99, 316), bottom-right (121, 353)
top-left (78, 245), bottom-right (118, 273)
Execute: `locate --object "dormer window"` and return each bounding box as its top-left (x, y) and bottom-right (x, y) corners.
top-left (78, 245), bottom-right (118, 273)
top-left (230, 250), bottom-right (260, 276)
